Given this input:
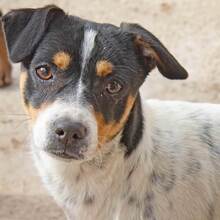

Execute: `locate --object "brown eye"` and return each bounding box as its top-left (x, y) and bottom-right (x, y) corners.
top-left (35, 65), bottom-right (52, 80)
top-left (106, 80), bottom-right (122, 94)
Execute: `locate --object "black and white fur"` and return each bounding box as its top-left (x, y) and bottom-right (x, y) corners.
top-left (2, 5), bottom-right (220, 220)
top-left (34, 100), bottom-right (220, 220)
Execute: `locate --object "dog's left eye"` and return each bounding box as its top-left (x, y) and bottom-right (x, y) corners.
top-left (106, 80), bottom-right (122, 94)
top-left (35, 65), bottom-right (53, 80)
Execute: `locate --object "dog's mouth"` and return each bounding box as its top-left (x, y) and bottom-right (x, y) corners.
top-left (45, 149), bottom-right (85, 160)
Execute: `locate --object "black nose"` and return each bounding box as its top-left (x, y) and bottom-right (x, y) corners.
top-left (54, 120), bottom-right (87, 145)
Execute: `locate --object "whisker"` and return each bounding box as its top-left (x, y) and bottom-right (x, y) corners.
top-left (14, 118), bottom-right (31, 129)
top-left (96, 149), bottom-right (104, 168)
top-left (0, 112), bottom-right (29, 117)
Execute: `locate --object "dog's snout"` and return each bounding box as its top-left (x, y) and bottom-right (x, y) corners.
top-left (35, 103), bottom-right (98, 161)
top-left (54, 120), bottom-right (87, 144)
top-left (41, 116), bottom-right (90, 160)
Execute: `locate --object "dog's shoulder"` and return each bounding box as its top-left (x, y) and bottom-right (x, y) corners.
top-left (142, 98), bottom-right (220, 149)
top-left (143, 98), bottom-right (220, 123)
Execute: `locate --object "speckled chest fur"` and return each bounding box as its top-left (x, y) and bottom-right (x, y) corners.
top-left (2, 5), bottom-right (220, 220)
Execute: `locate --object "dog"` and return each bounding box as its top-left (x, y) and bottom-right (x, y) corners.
top-left (3, 5), bottom-right (220, 220)
top-left (0, 10), bottom-right (12, 87)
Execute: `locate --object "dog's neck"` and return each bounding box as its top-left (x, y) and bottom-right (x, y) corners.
top-left (121, 93), bottom-right (144, 157)
top-left (85, 92), bottom-right (144, 169)
top-left (86, 92), bottom-right (144, 169)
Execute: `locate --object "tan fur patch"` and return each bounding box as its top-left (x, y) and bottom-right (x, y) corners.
top-left (26, 105), bottom-right (39, 121)
top-left (20, 72), bottom-right (49, 122)
top-left (0, 22), bottom-right (12, 86)
top-left (135, 36), bottom-right (163, 70)
top-left (19, 71), bottom-right (28, 113)
top-left (94, 95), bottom-right (136, 146)
top-left (52, 51), bottom-right (71, 70)
top-left (26, 103), bottom-right (49, 122)
top-left (96, 60), bottom-right (113, 77)
top-left (0, 24), bottom-right (10, 67)
top-left (20, 71), bottom-right (27, 99)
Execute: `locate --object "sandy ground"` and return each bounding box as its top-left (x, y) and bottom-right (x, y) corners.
top-left (0, 0), bottom-right (220, 219)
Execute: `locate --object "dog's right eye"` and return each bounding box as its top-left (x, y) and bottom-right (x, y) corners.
top-left (105, 80), bottom-right (123, 94)
top-left (35, 65), bottom-right (53, 80)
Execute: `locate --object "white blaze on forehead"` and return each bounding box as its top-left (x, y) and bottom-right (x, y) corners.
top-left (76, 28), bottom-right (97, 101)
top-left (81, 28), bottom-right (97, 74)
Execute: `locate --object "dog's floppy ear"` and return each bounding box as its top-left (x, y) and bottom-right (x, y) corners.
top-left (120, 23), bottom-right (188, 79)
top-left (2, 5), bottom-right (64, 63)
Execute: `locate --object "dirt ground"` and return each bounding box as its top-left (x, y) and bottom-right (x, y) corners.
top-left (0, 0), bottom-right (220, 219)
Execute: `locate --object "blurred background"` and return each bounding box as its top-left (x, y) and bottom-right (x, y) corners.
top-left (0, 0), bottom-right (220, 219)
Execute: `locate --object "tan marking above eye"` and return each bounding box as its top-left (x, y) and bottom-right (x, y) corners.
top-left (52, 51), bottom-right (71, 70)
top-left (94, 95), bottom-right (136, 147)
top-left (96, 60), bottom-right (113, 77)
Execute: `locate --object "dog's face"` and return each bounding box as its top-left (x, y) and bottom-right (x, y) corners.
top-left (2, 5), bottom-right (188, 161)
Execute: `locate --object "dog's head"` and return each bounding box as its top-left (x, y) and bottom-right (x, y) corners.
top-left (2, 5), bottom-right (188, 161)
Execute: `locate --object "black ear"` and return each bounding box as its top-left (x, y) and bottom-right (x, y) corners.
top-left (120, 23), bottom-right (188, 80)
top-left (2, 5), bottom-right (64, 63)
